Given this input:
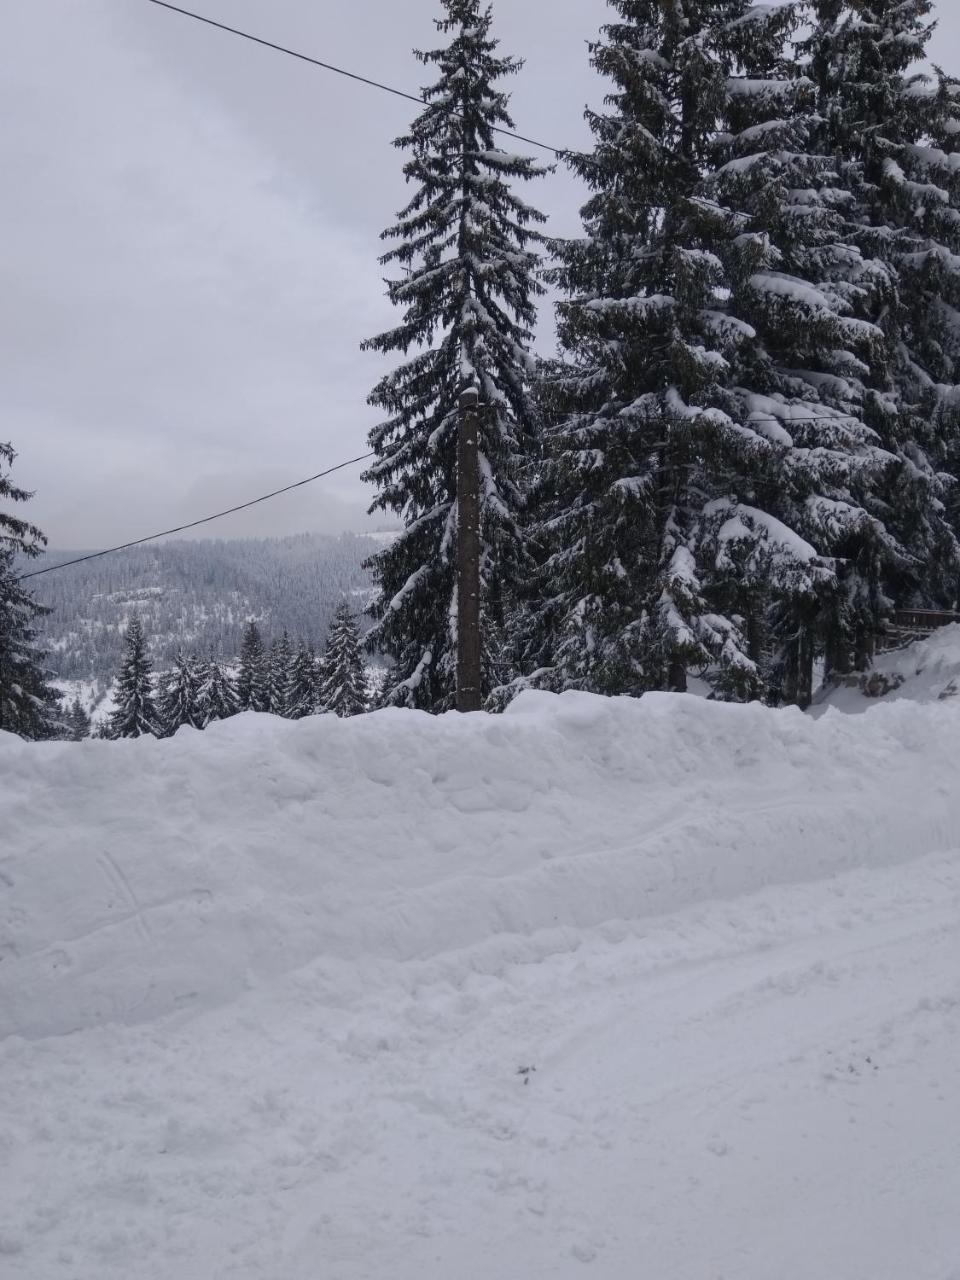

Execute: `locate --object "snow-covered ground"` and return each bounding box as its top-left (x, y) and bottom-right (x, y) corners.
top-left (814, 623), bottom-right (960, 714)
top-left (51, 678), bottom-right (116, 725)
top-left (2, 651), bottom-right (960, 1278)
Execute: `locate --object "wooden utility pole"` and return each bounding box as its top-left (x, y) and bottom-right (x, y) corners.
top-left (457, 384), bottom-right (482, 712)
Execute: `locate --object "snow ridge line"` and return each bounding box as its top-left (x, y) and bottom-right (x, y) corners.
top-left (2, 689), bottom-right (960, 1040)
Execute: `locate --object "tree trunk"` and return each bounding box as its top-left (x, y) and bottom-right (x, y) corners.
top-left (667, 657), bottom-right (687, 693)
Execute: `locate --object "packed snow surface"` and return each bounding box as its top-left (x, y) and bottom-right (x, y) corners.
top-left (2, 681), bottom-right (960, 1278)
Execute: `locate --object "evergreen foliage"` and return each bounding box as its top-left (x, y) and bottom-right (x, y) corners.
top-left (524, 0), bottom-right (953, 705)
top-left (268, 632), bottom-right (294, 717)
top-left (0, 443), bottom-right (61, 739)
top-left (107, 616), bottom-right (161, 739)
top-left (362, 0), bottom-right (547, 711)
top-left (67, 696), bottom-right (92, 742)
top-left (699, 0), bottom-right (900, 700)
top-left (530, 0), bottom-right (768, 698)
top-left (196, 654), bottom-right (239, 727)
top-left (805, 0), bottom-right (960, 626)
top-left (237, 622), bottom-right (269, 713)
top-left (319, 603), bottom-right (369, 718)
top-left (287, 642), bottom-right (319, 720)
top-left (159, 649), bottom-right (202, 736)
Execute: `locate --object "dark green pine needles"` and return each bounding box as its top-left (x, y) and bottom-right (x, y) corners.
top-left (362, 0), bottom-right (548, 712)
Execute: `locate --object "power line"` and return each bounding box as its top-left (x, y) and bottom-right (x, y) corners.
top-left (15, 402), bottom-right (883, 583)
top-left (145, 0), bottom-right (572, 159)
top-left (17, 452), bottom-right (374, 582)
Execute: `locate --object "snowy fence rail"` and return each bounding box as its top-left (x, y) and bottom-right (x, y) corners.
top-left (878, 609), bottom-right (960, 653)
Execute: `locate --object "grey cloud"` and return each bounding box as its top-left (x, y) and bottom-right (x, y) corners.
top-left (2, 0), bottom-right (957, 546)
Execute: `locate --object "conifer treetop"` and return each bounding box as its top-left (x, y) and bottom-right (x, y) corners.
top-left (107, 616), bottom-right (162, 740)
top-left (1, 442), bottom-right (46, 558)
top-left (319, 601), bottom-right (368, 718)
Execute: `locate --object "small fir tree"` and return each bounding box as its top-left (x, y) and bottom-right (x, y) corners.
top-left (107, 616), bottom-right (161, 739)
top-left (237, 621), bottom-right (269, 712)
top-left (362, 0), bottom-right (548, 711)
top-left (196, 653), bottom-right (239, 727)
top-left (159, 649), bottom-right (202, 735)
top-left (287, 641), bottom-right (319, 719)
top-left (67, 696), bottom-right (92, 741)
top-left (319, 603), bottom-right (369, 718)
top-left (268, 631), bottom-right (294, 717)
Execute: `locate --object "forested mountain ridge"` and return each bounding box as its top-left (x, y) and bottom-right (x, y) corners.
top-left (28, 532), bottom-right (387, 681)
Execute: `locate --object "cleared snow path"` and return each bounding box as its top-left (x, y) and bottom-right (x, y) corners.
top-left (2, 690), bottom-right (960, 1277)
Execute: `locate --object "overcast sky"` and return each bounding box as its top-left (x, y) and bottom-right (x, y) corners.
top-left (4, 0), bottom-right (959, 548)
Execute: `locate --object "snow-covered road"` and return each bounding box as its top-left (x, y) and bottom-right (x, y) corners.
top-left (3, 849), bottom-right (958, 1279)
top-left (3, 679), bottom-right (960, 1278)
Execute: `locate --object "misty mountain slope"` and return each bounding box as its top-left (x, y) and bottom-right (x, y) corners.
top-left (29, 532), bottom-right (387, 680)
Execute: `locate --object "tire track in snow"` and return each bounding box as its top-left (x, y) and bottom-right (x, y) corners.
top-left (97, 852), bottom-right (153, 946)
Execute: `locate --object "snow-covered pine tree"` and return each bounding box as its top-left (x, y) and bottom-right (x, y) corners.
top-left (0, 443), bottom-right (62, 739)
top-left (698, 2), bottom-right (903, 701)
top-left (237, 621), bottom-right (269, 713)
top-left (196, 653), bottom-right (239, 727)
top-left (319, 603), bottom-right (368, 718)
top-left (531, 0), bottom-right (910, 704)
top-left (159, 649), bottom-right (202, 736)
top-left (67, 696), bottom-right (91, 741)
top-left (268, 631), bottom-right (293, 717)
top-left (533, 0), bottom-right (784, 697)
top-left (287, 641), bottom-right (318, 719)
top-left (805, 0), bottom-right (960, 627)
top-left (106, 616), bottom-right (161, 739)
top-left (362, 0), bottom-right (548, 711)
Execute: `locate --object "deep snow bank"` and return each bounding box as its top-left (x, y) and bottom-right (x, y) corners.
top-left (3, 689), bottom-right (960, 1040)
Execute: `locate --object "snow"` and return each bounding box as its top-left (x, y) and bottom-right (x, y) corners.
top-left (52, 678), bottom-right (115, 728)
top-left (705, 499), bottom-right (820, 566)
top-left (814, 623), bottom-right (960, 715)
top-left (2, 675), bottom-right (960, 1278)
top-left (727, 77), bottom-right (812, 99)
top-left (748, 271), bottom-right (834, 311)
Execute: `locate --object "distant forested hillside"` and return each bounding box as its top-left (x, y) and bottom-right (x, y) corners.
top-left (30, 532), bottom-right (388, 681)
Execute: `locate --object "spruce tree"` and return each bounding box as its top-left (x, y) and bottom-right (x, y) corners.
top-left (0, 443), bottom-right (61, 739)
top-left (159, 649), bottom-right (202, 735)
top-left (532, 1), bottom-right (773, 696)
top-left (806, 0), bottom-right (960, 630)
top-left (287, 641), bottom-right (319, 719)
top-left (701, 2), bottom-right (902, 701)
top-left (237, 621), bottom-right (269, 712)
top-left (67, 696), bottom-right (92, 742)
top-left (196, 653), bottom-right (239, 727)
top-left (530, 0), bottom-right (906, 704)
top-left (362, 0), bottom-right (547, 711)
top-left (268, 631), bottom-right (294, 717)
top-left (107, 616), bottom-right (161, 739)
top-left (319, 603), bottom-right (368, 718)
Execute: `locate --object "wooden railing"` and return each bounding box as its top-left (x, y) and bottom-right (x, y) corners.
top-left (876, 609), bottom-right (960, 653)
top-left (892, 609), bottom-right (960, 631)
